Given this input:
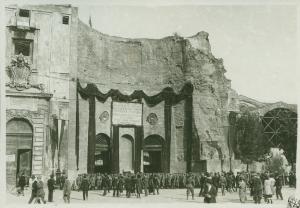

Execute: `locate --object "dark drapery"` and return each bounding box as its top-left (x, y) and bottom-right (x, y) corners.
top-left (87, 96), bottom-right (96, 173)
top-left (77, 79), bottom-right (193, 173)
top-left (164, 101), bottom-right (172, 173)
top-left (134, 126), bottom-right (144, 173)
top-left (112, 125), bottom-right (119, 173)
top-left (75, 87), bottom-right (79, 170)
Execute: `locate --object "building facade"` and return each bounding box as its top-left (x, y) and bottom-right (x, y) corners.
top-left (5, 5), bottom-right (297, 188)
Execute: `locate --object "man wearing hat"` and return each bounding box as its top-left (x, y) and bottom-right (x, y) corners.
top-left (81, 174), bottom-right (90, 200)
top-left (47, 174), bottom-right (55, 202)
top-left (203, 177), bottom-right (217, 203)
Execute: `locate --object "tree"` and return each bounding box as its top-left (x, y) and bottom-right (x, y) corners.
top-left (235, 111), bottom-right (269, 170)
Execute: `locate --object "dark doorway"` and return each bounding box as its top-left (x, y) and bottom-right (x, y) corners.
top-left (17, 149), bottom-right (32, 185)
top-left (144, 151), bottom-right (162, 173)
top-left (94, 133), bottom-right (110, 173)
top-left (143, 135), bottom-right (164, 173)
top-left (6, 118), bottom-right (33, 187)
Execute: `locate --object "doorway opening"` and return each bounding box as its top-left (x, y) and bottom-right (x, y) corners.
top-left (143, 134), bottom-right (164, 173)
top-left (94, 133), bottom-right (110, 173)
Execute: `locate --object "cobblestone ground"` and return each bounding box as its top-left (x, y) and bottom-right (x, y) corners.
top-left (6, 186), bottom-right (295, 205)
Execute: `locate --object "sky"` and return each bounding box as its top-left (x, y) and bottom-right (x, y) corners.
top-left (77, 4), bottom-right (298, 104)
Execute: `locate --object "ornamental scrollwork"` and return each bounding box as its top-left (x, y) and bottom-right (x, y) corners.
top-left (6, 53), bottom-right (44, 92)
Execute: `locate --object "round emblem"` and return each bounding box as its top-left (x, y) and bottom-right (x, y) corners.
top-left (146, 113), bottom-right (158, 125)
top-left (99, 111), bottom-right (109, 122)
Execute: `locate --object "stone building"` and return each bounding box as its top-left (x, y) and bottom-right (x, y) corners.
top-left (5, 5), bottom-right (297, 187)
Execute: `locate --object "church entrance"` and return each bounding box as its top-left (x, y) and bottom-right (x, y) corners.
top-left (143, 135), bottom-right (164, 173)
top-left (94, 133), bottom-right (110, 173)
top-left (6, 118), bottom-right (33, 187)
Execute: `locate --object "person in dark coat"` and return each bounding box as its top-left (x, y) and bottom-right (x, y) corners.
top-left (18, 172), bottom-right (26, 196)
top-left (275, 175), bottom-right (283, 200)
top-left (203, 177), bottom-right (217, 203)
top-left (199, 173), bottom-right (206, 196)
top-left (251, 173), bottom-right (263, 204)
top-left (125, 174), bottom-right (132, 198)
top-left (47, 174), bottom-right (55, 202)
top-left (81, 174), bottom-right (89, 200)
top-left (117, 175), bottom-right (124, 197)
top-left (36, 176), bottom-right (46, 204)
top-left (112, 175), bottom-right (118, 197)
top-left (28, 176), bottom-right (38, 204)
top-left (142, 174), bottom-right (149, 196)
top-left (102, 174), bottom-right (110, 196)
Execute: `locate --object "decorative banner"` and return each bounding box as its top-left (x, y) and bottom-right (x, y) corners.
top-left (112, 102), bottom-right (142, 126)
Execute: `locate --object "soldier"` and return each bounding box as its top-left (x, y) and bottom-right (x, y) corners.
top-left (112, 175), bottom-right (118, 197)
top-left (219, 173), bottom-right (227, 196)
top-left (125, 174), bottom-right (132, 198)
top-left (136, 174), bottom-right (142, 198)
top-left (142, 174), bottom-right (149, 196)
top-left (199, 173), bottom-right (206, 197)
top-left (117, 175), bottom-right (124, 197)
top-left (47, 174), bottom-right (55, 202)
top-left (102, 173), bottom-right (109, 196)
top-left (153, 174), bottom-right (160, 195)
top-left (212, 173), bottom-right (220, 195)
top-left (186, 173), bottom-right (195, 200)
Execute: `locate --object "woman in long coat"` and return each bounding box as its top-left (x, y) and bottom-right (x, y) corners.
top-left (239, 177), bottom-right (247, 203)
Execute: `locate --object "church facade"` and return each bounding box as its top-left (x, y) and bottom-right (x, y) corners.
top-left (5, 5), bottom-right (297, 187)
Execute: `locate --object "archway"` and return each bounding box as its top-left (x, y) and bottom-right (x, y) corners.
top-left (143, 135), bottom-right (164, 173)
top-left (95, 133), bottom-right (110, 173)
top-left (262, 108), bottom-right (297, 164)
top-left (6, 118), bottom-right (33, 187)
top-left (119, 134), bottom-right (134, 173)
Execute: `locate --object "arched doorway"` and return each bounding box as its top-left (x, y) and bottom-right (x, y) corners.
top-left (95, 133), bottom-right (110, 173)
top-left (262, 108), bottom-right (297, 164)
top-left (143, 135), bottom-right (164, 173)
top-left (6, 118), bottom-right (33, 187)
top-left (119, 134), bottom-right (134, 173)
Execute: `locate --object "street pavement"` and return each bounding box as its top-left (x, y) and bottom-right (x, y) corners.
top-left (6, 186), bottom-right (295, 205)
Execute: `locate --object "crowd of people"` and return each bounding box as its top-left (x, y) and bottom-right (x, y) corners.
top-left (16, 170), bottom-right (296, 204)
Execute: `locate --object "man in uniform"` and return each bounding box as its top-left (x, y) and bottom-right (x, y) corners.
top-left (186, 173), bottom-right (195, 200)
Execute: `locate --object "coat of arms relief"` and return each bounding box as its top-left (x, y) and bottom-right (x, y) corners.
top-left (6, 53), bottom-right (44, 92)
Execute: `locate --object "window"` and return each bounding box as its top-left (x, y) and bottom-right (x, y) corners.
top-left (14, 39), bottom-right (32, 57)
top-left (19, 9), bottom-right (30, 18)
top-left (62, 16), bottom-right (69, 25)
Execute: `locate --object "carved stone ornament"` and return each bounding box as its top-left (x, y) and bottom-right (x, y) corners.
top-left (6, 53), bottom-right (44, 91)
top-left (99, 111), bottom-right (109, 123)
top-left (146, 113), bottom-right (158, 125)
top-left (6, 109), bottom-right (34, 125)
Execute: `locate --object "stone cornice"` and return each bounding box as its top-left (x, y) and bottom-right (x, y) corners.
top-left (6, 90), bottom-right (52, 100)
